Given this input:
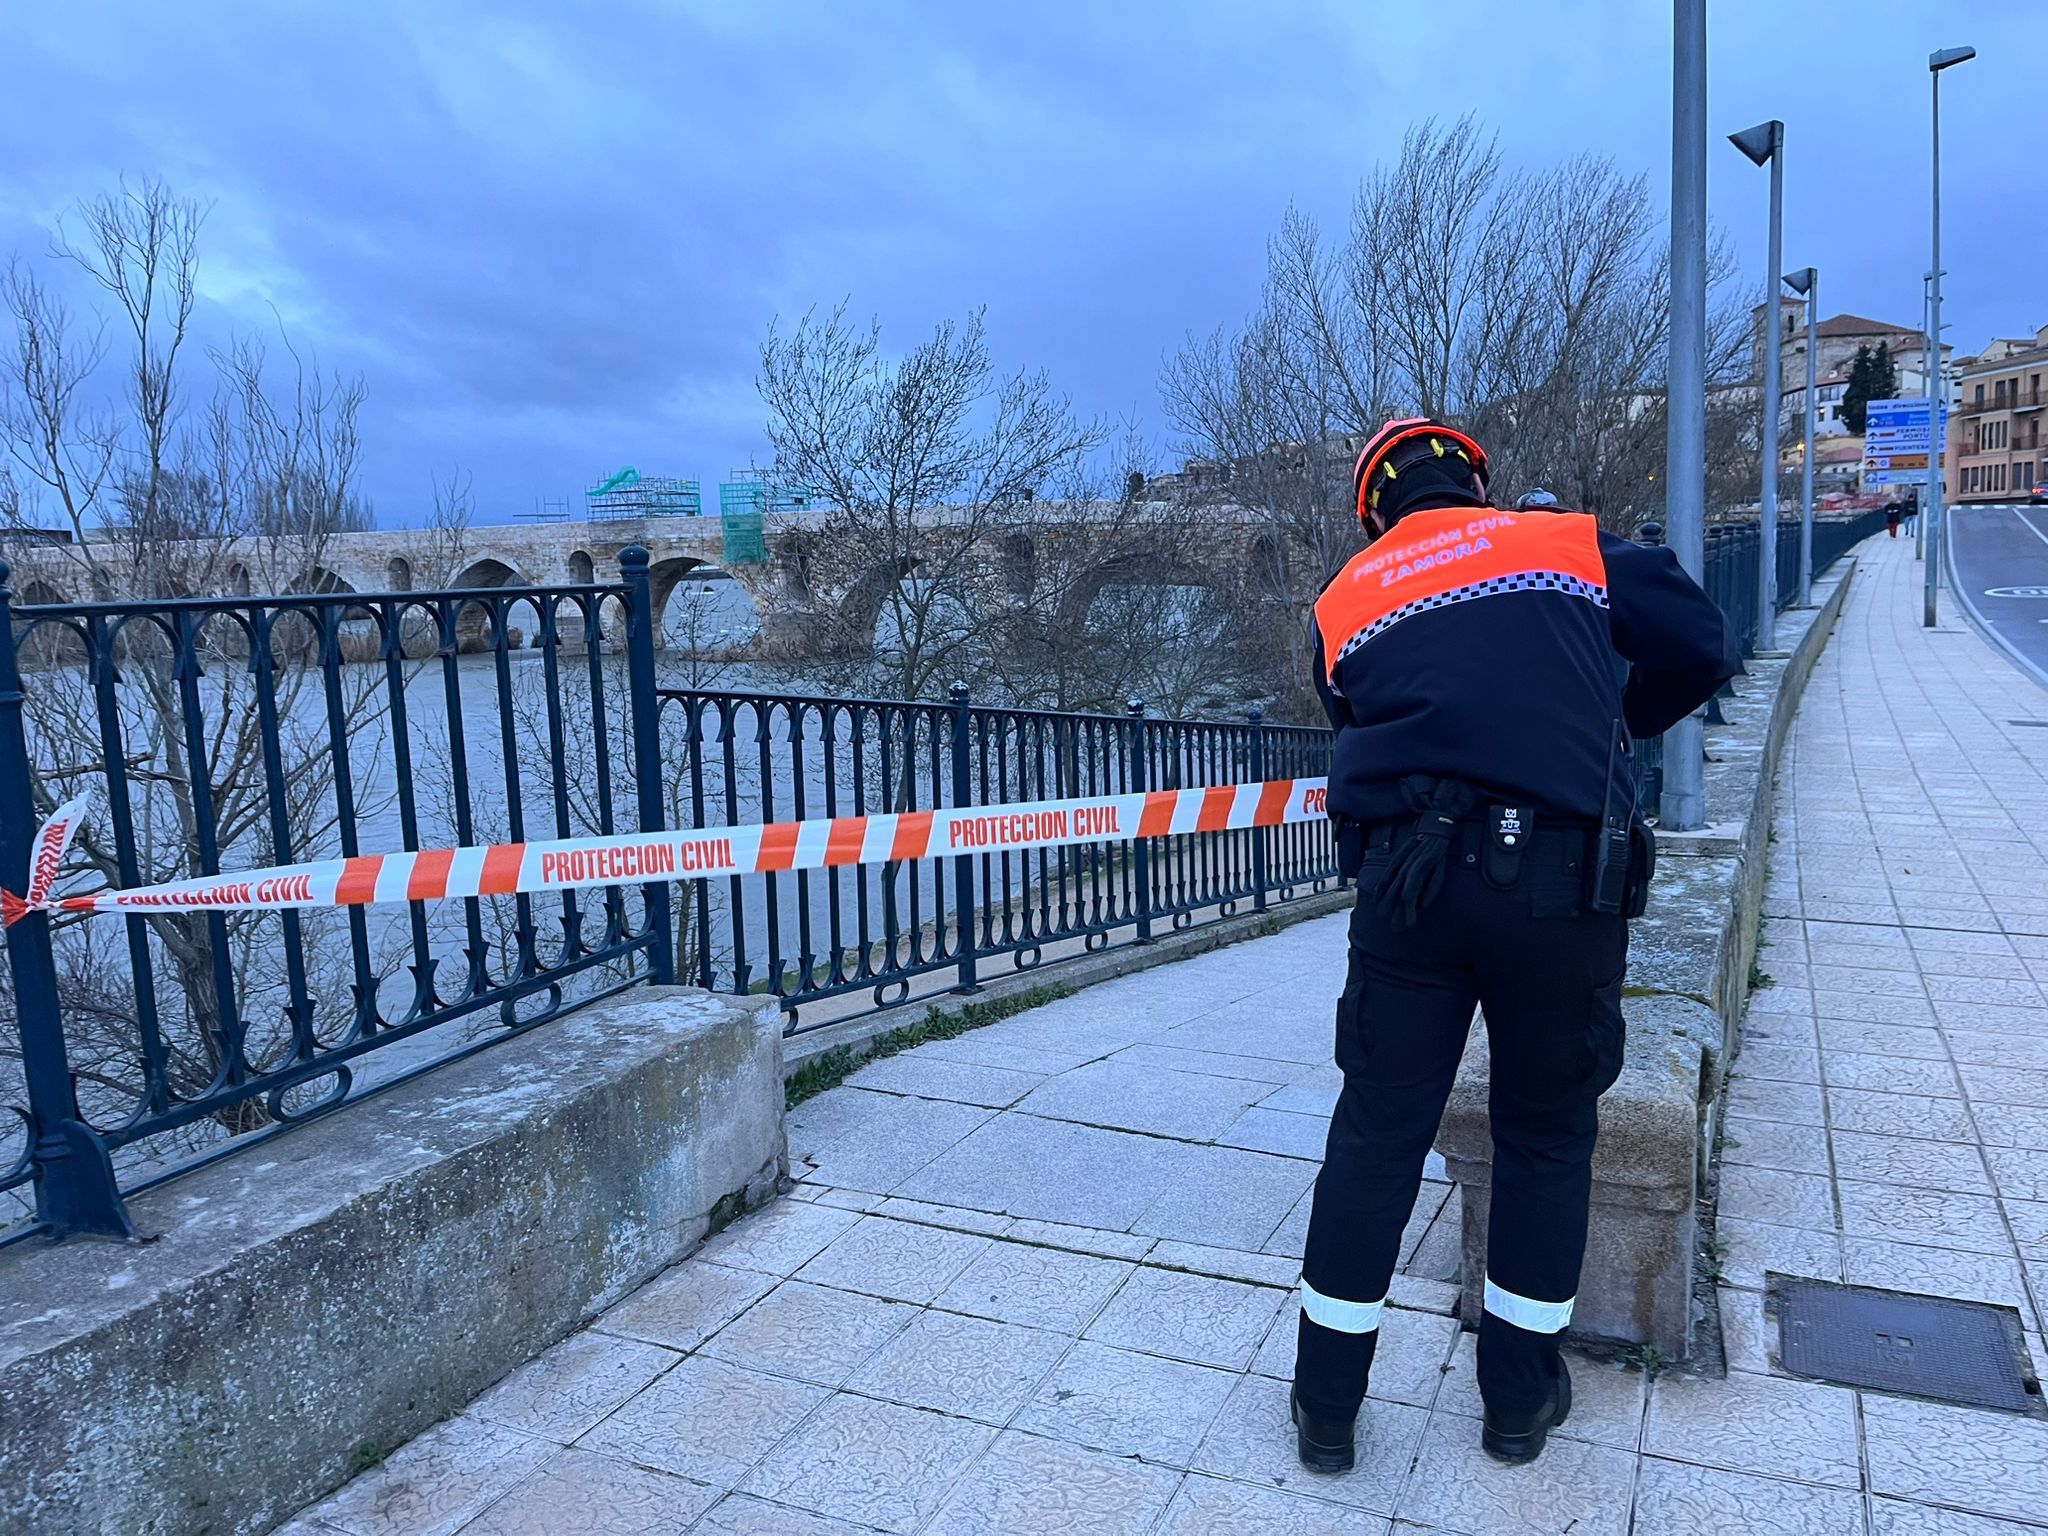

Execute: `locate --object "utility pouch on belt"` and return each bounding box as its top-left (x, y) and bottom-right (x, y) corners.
top-left (1484, 805), bottom-right (1529, 889)
top-left (1333, 815), bottom-right (1365, 881)
top-left (1588, 722), bottom-right (1635, 916)
top-left (1624, 821), bottom-right (1656, 919)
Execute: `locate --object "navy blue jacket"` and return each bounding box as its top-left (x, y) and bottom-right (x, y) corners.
top-left (1311, 505), bottom-right (1738, 825)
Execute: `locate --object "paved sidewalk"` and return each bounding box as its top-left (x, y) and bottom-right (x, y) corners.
top-left (290, 533), bottom-right (2048, 1535)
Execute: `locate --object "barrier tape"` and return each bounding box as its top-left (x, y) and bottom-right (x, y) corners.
top-left (2, 779), bottom-right (1332, 924)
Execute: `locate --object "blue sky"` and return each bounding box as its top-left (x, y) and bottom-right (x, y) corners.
top-left (3, 1), bottom-right (2040, 524)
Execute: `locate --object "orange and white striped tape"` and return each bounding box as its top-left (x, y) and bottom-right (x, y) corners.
top-left (4, 779), bottom-right (1332, 922)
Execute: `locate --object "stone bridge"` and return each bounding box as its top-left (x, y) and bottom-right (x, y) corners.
top-left (3, 507), bottom-right (1292, 657)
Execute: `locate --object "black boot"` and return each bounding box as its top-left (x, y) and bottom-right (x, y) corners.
top-left (1290, 1387), bottom-right (1356, 1473)
top-left (1481, 1357), bottom-right (1572, 1464)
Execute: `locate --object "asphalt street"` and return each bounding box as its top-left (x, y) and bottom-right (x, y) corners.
top-left (1948, 501), bottom-right (2048, 690)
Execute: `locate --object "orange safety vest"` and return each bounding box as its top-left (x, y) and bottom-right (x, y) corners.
top-left (1315, 508), bottom-right (1609, 683)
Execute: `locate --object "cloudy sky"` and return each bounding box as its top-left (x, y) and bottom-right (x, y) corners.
top-left (3, 1), bottom-right (2039, 525)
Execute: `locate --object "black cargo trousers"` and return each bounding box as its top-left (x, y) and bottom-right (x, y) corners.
top-left (1293, 817), bottom-right (1628, 1422)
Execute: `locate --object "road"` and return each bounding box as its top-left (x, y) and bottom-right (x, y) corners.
top-left (1948, 500), bottom-right (2048, 688)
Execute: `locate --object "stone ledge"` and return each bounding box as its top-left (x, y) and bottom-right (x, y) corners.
top-left (0, 987), bottom-right (785, 1536)
top-left (1434, 551), bottom-right (1862, 1358)
top-left (1653, 822), bottom-right (1745, 859)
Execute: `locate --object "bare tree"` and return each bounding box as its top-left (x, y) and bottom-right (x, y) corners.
top-left (1365, 116), bottom-right (1525, 419)
top-left (0, 179), bottom-right (386, 1158)
top-left (757, 302), bottom-right (1106, 703)
top-left (1161, 292), bottom-right (1362, 721)
top-left (964, 422), bottom-right (1253, 715)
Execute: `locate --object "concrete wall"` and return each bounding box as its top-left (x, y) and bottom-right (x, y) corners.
top-left (0, 988), bottom-right (784, 1536)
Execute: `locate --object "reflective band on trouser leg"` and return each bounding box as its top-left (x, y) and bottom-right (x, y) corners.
top-left (1299, 1278), bottom-right (1386, 1334)
top-left (1483, 1276), bottom-right (1575, 1334)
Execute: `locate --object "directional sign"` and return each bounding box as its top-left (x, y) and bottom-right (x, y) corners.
top-left (1863, 398), bottom-right (1943, 485)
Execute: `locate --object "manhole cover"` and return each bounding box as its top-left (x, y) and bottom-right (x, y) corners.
top-left (1775, 1279), bottom-right (2034, 1411)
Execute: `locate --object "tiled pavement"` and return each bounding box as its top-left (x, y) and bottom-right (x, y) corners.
top-left (292, 534), bottom-right (2048, 1534)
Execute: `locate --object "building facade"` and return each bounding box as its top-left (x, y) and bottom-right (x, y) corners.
top-left (1945, 326), bottom-right (2048, 502)
top-left (1751, 303), bottom-right (1950, 400)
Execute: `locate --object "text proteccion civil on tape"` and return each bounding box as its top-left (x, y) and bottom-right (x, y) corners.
top-left (3, 781), bottom-right (1332, 924)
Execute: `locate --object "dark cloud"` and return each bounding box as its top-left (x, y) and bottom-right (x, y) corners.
top-left (3, 1), bottom-right (2040, 523)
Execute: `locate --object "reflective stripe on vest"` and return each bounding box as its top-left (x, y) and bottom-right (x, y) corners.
top-left (1315, 507), bottom-right (1609, 682)
top-left (1299, 1278), bottom-right (1387, 1334)
top-left (1483, 1276), bottom-right (1576, 1334)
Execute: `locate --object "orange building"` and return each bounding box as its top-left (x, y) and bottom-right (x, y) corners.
top-left (1946, 326), bottom-right (2048, 502)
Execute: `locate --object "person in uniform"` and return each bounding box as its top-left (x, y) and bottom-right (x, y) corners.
top-left (1290, 419), bottom-right (1737, 1470)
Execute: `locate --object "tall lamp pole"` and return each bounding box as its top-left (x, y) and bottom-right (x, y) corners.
top-left (1731, 119), bottom-right (1786, 649)
top-left (1663, 0), bottom-right (1708, 831)
top-left (1926, 44), bottom-right (1974, 626)
top-left (1918, 271), bottom-right (1933, 561)
top-left (1785, 267), bottom-right (1818, 605)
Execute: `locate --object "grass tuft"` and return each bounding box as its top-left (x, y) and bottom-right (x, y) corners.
top-left (1618, 1343), bottom-right (1673, 1378)
top-left (785, 982), bottom-right (1075, 1109)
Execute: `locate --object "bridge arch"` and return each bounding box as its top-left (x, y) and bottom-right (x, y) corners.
top-left (1056, 550), bottom-right (1222, 635)
top-left (998, 531), bottom-right (1037, 604)
top-left (837, 556), bottom-right (923, 654)
top-left (449, 555), bottom-right (530, 591)
top-left (646, 556), bottom-right (708, 650)
top-left (1247, 530), bottom-right (1289, 597)
top-left (770, 532), bottom-right (817, 606)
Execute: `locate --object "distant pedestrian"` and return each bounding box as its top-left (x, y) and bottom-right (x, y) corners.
top-left (1887, 499), bottom-right (1902, 538)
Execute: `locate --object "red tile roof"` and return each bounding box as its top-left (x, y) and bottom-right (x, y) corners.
top-left (1815, 313), bottom-right (1920, 339)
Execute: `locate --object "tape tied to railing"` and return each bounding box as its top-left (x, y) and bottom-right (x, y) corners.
top-left (2, 779), bottom-right (1332, 923)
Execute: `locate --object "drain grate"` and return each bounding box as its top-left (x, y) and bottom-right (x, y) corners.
top-left (2012, 719), bottom-right (2048, 729)
top-left (1775, 1279), bottom-right (2034, 1411)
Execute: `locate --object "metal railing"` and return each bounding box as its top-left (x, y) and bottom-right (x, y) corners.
top-left (650, 686), bottom-right (1337, 1026)
top-left (0, 547), bottom-right (1340, 1239)
top-left (1630, 508), bottom-right (1887, 815)
top-left (1957, 388), bottom-right (2044, 416)
top-left (3, 508), bottom-right (1888, 1241)
top-left (0, 550), bottom-right (676, 1241)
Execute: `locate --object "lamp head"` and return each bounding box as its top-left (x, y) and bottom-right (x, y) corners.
top-left (1784, 267), bottom-right (1817, 295)
top-left (1728, 120), bottom-right (1783, 166)
top-left (1930, 46), bottom-right (1976, 72)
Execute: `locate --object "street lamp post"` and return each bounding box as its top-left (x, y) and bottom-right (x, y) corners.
top-left (1926, 44), bottom-right (1975, 626)
top-left (1663, 0), bottom-right (1708, 832)
top-left (1731, 119), bottom-right (1785, 649)
top-left (1785, 267), bottom-right (1818, 605)
top-left (1918, 271), bottom-right (1933, 561)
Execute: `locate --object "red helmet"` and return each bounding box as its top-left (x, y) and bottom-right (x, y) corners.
top-left (1351, 418), bottom-right (1489, 530)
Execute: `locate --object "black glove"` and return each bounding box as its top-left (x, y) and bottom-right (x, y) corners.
top-left (1374, 779), bottom-right (1474, 931)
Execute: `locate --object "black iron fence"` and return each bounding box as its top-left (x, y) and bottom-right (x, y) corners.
top-left (0, 552), bottom-right (678, 1241)
top-left (0, 549), bottom-right (1338, 1240)
top-left (1630, 508), bottom-right (1889, 814)
top-left (651, 687), bottom-right (1335, 1025)
top-left (1, 512), bottom-right (1886, 1241)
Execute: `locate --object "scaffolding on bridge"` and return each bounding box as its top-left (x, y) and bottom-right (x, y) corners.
top-left (716, 470), bottom-right (819, 517)
top-left (584, 468), bottom-right (704, 521)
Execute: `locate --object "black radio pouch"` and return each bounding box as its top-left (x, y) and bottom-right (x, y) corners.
top-left (1588, 719), bottom-right (1636, 915)
top-left (1624, 820), bottom-right (1656, 918)
top-left (1334, 815), bottom-right (1365, 881)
